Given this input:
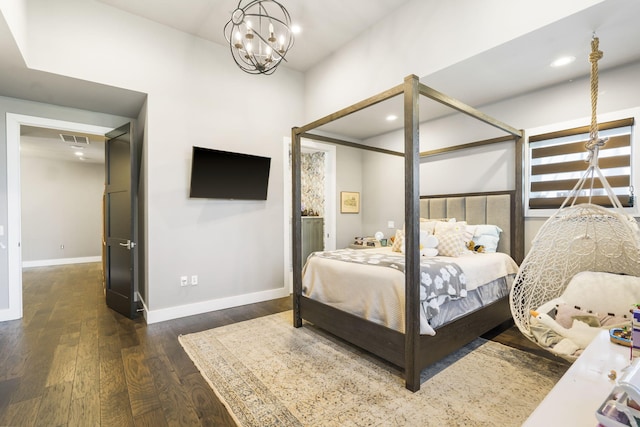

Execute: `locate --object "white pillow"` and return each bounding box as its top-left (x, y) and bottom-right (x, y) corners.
top-left (435, 220), bottom-right (467, 235)
top-left (473, 234), bottom-right (500, 253)
top-left (473, 224), bottom-right (502, 238)
top-left (419, 219), bottom-right (437, 234)
top-left (470, 224), bottom-right (502, 253)
top-left (561, 271), bottom-right (640, 316)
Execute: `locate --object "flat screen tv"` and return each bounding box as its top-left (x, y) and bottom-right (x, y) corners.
top-left (189, 146), bottom-right (271, 200)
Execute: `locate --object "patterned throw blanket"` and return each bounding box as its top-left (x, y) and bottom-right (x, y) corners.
top-left (310, 249), bottom-right (467, 320)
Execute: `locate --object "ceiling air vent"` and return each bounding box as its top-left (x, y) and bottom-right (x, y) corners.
top-left (59, 134), bottom-right (90, 144)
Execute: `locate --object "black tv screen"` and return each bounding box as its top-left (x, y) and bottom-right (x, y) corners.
top-left (189, 146), bottom-right (271, 200)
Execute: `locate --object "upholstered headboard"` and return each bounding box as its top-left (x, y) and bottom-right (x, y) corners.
top-left (419, 191), bottom-right (515, 257)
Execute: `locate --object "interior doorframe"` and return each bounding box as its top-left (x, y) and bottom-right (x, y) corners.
top-left (4, 113), bottom-right (113, 321)
top-left (283, 137), bottom-right (336, 293)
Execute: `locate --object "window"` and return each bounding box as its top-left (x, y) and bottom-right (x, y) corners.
top-left (528, 118), bottom-right (634, 210)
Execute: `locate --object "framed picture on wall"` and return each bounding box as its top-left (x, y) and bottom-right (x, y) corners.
top-left (340, 191), bottom-right (360, 214)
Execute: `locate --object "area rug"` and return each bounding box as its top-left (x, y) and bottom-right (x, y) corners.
top-left (179, 311), bottom-right (568, 427)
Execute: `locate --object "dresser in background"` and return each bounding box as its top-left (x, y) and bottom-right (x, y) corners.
top-left (302, 217), bottom-right (324, 262)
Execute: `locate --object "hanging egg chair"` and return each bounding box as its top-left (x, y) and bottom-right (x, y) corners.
top-left (509, 36), bottom-right (640, 359)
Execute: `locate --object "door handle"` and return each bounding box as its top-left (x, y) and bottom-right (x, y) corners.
top-left (119, 240), bottom-right (136, 250)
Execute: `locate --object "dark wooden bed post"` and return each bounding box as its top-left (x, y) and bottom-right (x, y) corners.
top-left (514, 134), bottom-right (526, 264)
top-left (403, 74), bottom-right (421, 392)
top-left (292, 127), bottom-right (303, 328)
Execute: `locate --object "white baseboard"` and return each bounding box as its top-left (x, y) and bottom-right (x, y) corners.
top-left (0, 306), bottom-right (22, 322)
top-left (145, 286), bottom-right (290, 324)
top-left (22, 256), bottom-right (101, 268)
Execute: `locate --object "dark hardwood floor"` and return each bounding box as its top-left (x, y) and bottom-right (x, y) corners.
top-left (0, 262), bottom-right (566, 426)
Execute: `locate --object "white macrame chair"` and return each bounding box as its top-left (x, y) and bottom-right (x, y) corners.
top-left (509, 36), bottom-right (640, 356)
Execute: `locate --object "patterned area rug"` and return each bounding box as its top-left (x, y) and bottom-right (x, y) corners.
top-left (179, 311), bottom-right (568, 427)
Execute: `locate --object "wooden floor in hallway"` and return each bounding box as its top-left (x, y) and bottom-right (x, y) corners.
top-left (0, 262), bottom-right (566, 426)
top-left (0, 262), bottom-right (290, 426)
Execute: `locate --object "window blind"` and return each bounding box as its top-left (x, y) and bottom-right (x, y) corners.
top-left (528, 118), bottom-right (634, 209)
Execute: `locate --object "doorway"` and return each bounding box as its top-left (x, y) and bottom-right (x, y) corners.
top-left (5, 114), bottom-right (115, 321)
top-left (283, 138), bottom-right (336, 293)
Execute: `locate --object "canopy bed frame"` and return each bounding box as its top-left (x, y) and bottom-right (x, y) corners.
top-left (291, 74), bottom-right (525, 391)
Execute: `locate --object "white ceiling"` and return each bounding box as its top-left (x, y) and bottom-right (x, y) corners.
top-left (96, 0), bottom-right (412, 72)
top-left (6, 0), bottom-right (640, 154)
top-left (20, 126), bottom-right (106, 164)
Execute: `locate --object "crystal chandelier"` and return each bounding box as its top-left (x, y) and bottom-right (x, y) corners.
top-left (223, 0), bottom-right (295, 75)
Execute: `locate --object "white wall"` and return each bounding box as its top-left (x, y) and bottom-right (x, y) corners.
top-left (360, 151), bottom-right (404, 239)
top-left (335, 145), bottom-right (364, 248)
top-left (20, 155), bottom-right (103, 263)
top-left (0, 0), bottom-right (27, 56)
top-left (0, 0), bottom-right (304, 321)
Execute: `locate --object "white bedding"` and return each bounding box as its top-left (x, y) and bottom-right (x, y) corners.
top-left (301, 247), bottom-right (519, 335)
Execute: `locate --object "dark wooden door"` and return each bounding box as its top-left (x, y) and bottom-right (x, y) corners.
top-left (104, 123), bottom-right (136, 318)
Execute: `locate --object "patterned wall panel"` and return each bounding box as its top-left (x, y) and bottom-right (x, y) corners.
top-left (301, 152), bottom-right (325, 216)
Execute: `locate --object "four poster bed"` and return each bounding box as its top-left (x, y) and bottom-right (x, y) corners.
top-left (291, 75), bottom-right (525, 391)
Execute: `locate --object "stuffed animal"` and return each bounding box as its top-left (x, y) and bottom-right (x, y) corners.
top-left (530, 309), bottom-right (600, 349)
top-left (420, 232), bottom-right (438, 257)
top-left (467, 240), bottom-right (485, 253)
top-left (400, 231), bottom-right (439, 256)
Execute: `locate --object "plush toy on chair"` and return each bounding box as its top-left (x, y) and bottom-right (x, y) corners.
top-left (530, 309), bottom-right (601, 349)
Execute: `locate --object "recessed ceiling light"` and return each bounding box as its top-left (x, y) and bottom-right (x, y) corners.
top-left (70, 145), bottom-right (84, 149)
top-left (74, 151), bottom-right (83, 156)
top-left (291, 24), bottom-right (301, 34)
top-left (550, 56), bottom-right (576, 68)
top-left (386, 114), bottom-right (398, 121)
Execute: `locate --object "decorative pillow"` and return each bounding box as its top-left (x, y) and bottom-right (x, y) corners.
top-left (471, 224), bottom-right (502, 253)
top-left (418, 218), bottom-right (450, 234)
top-left (434, 220), bottom-right (467, 235)
top-left (463, 224), bottom-right (477, 243)
top-left (473, 224), bottom-right (502, 238)
top-left (391, 229), bottom-right (404, 252)
top-left (437, 231), bottom-right (465, 257)
top-left (419, 220), bottom-right (437, 234)
top-left (561, 271), bottom-right (640, 317)
top-left (436, 229), bottom-right (466, 257)
top-left (473, 234), bottom-right (500, 253)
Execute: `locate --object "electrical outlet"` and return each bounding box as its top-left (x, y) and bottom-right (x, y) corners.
top-left (180, 276), bottom-right (188, 287)
top-left (387, 221), bottom-right (395, 229)
top-left (191, 275), bottom-right (198, 286)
